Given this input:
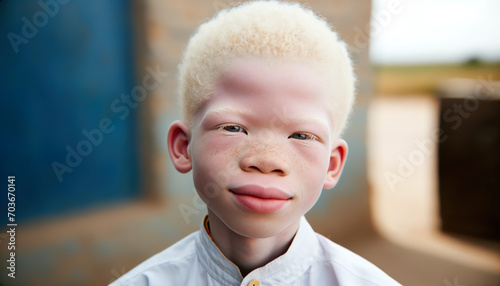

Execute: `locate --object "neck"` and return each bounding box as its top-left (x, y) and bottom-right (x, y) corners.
top-left (207, 210), bottom-right (299, 277)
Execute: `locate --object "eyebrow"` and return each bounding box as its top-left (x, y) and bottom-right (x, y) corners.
top-left (203, 106), bottom-right (254, 118)
top-left (287, 116), bottom-right (330, 127)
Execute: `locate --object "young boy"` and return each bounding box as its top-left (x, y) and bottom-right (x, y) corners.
top-left (111, 1), bottom-right (400, 285)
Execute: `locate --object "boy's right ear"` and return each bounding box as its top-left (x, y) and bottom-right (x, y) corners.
top-left (167, 120), bottom-right (192, 173)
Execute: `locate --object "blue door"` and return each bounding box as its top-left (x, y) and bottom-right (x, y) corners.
top-left (0, 0), bottom-right (141, 222)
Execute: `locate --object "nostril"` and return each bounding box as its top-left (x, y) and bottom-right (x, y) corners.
top-left (242, 162), bottom-right (287, 175)
top-left (273, 169), bottom-right (285, 175)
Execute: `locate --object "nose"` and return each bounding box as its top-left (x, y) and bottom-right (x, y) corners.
top-left (239, 144), bottom-right (289, 176)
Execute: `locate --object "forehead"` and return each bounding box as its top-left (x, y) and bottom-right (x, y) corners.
top-left (194, 60), bottom-right (333, 131)
top-left (215, 60), bottom-right (325, 101)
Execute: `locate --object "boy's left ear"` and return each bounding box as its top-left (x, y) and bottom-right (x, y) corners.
top-left (323, 139), bottom-right (348, 190)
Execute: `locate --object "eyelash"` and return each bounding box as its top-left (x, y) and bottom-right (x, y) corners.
top-left (217, 124), bottom-right (318, 141)
top-left (217, 124), bottom-right (248, 134)
top-left (288, 133), bottom-right (318, 141)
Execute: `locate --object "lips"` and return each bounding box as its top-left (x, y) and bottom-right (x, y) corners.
top-left (230, 185), bottom-right (292, 214)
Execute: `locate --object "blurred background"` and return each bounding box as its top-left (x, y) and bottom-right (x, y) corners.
top-left (0, 0), bottom-right (499, 285)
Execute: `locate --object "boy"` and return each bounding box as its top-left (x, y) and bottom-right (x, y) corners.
top-left (111, 1), bottom-right (400, 285)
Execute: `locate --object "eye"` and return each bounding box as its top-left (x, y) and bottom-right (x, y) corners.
top-left (288, 133), bottom-right (317, 140)
top-left (218, 124), bottom-right (247, 134)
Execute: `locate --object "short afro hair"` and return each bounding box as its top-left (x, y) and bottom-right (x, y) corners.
top-left (178, 0), bottom-right (356, 138)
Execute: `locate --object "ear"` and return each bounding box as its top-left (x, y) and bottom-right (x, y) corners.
top-left (323, 139), bottom-right (348, 190)
top-left (167, 120), bottom-right (192, 173)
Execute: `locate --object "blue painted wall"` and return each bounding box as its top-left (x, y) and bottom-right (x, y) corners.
top-left (0, 0), bottom-right (140, 222)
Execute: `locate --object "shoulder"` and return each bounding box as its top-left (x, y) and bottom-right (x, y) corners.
top-left (312, 233), bottom-right (401, 286)
top-left (109, 231), bottom-right (199, 286)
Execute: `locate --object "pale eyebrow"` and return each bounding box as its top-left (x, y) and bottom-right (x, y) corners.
top-left (203, 106), bottom-right (254, 118)
top-left (288, 116), bottom-right (329, 126)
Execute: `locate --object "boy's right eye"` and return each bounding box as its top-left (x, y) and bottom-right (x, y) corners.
top-left (218, 124), bottom-right (247, 134)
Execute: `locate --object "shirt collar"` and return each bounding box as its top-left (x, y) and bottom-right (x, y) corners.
top-left (196, 216), bottom-right (319, 285)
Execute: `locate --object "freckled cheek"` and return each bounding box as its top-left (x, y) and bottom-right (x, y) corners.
top-left (298, 152), bottom-right (327, 202)
top-left (292, 146), bottom-right (330, 172)
top-left (193, 135), bottom-right (241, 173)
top-left (292, 148), bottom-right (331, 198)
top-left (192, 137), bottom-right (243, 203)
top-left (209, 135), bottom-right (241, 157)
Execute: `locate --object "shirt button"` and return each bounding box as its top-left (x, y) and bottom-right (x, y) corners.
top-left (248, 280), bottom-right (260, 286)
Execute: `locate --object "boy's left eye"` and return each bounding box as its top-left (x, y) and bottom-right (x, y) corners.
top-left (288, 133), bottom-right (317, 140)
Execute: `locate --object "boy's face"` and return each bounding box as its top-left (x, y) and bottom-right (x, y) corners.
top-left (169, 61), bottom-right (347, 238)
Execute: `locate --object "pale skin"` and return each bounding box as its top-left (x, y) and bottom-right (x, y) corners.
top-left (168, 60), bottom-right (348, 277)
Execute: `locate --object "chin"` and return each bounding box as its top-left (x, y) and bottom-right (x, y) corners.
top-left (223, 211), bottom-right (299, 239)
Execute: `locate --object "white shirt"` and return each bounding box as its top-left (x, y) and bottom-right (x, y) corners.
top-left (110, 216), bottom-right (400, 286)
